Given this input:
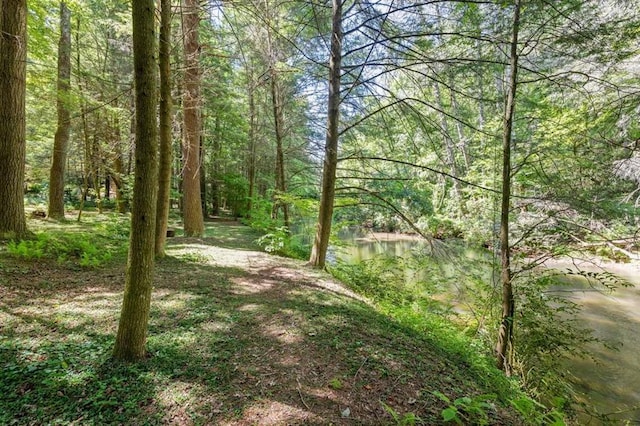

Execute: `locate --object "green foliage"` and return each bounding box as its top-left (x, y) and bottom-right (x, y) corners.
top-left (25, 182), bottom-right (49, 205)
top-left (221, 173), bottom-right (249, 218)
top-left (330, 259), bottom-right (414, 306)
top-left (177, 252), bottom-right (210, 264)
top-left (8, 234), bottom-right (114, 267)
top-left (421, 215), bottom-right (464, 239)
top-left (7, 215), bottom-right (129, 267)
top-left (254, 225), bottom-right (310, 260)
top-left (432, 391), bottom-right (496, 426)
top-left (511, 271), bottom-right (602, 404)
top-left (247, 197), bottom-right (312, 260)
top-left (330, 247), bottom-right (585, 423)
top-left (510, 396), bottom-right (566, 426)
top-left (256, 226), bottom-right (290, 254)
top-left (329, 257), bottom-right (521, 404)
top-left (328, 377), bottom-right (343, 390)
top-left (381, 401), bottom-right (421, 425)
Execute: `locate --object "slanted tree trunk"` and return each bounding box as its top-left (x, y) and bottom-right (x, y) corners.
top-left (309, 0), bottom-right (342, 268)
top-left (0, 0), bottom-right (28, 239)
top-left (496, 0), bottom-right (521, 375)
top-left (181, 0), bottom-right (204, 236)
top-left (113, 0), bottom-right (159, 361)
top-left (155, 0), bottom-right (173, 256)
top-left (48, 1), bottom-right (72, 220)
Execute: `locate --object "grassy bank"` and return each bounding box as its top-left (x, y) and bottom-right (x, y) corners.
top-left (0, 213), bottom-right (549, 424)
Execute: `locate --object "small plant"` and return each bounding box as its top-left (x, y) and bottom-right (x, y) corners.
top-left (328, 377), bottom-right (343, 390)
top-left (179, 252), bottom-right (210, 264)
top-left (381, 401), bottom-right (421, 425)
top-left (432, 391), bottom-right (496, 425)
top-left (6, 232), bottom-right (118, 267)
top-left (254, 226), bottom-right (310, 259)
top-left (510, 396), bottom-right (566, 426)
top-left (256, 226), bottom-right (289, 254)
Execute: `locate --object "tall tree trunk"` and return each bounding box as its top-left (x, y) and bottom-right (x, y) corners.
top-left (76, 94), bottom-right (90, 222)
top-left (155, 0), bottom-right (173, 256)
top-left (432, 6), bottom-right (465, 217)
top-left (449, 75), bottom-right (471, 172)
top-left (262, 4), bottom-right (289, 227)
top-left (496, 0), bottom-right (521, 375)
top-left (246, 68), bottom-right (257, 218)
top-left (113, 152), bottom-right (126, 213)
top-left (181, 0), bottom-right (204, 236)
top-left (105, 175), bottom-right (110, 199)
top-left (270, 68), bottom-right (289, 227)
top-left (92, 132), bottom-right (103, 214)
top-left (433, 81), bottom-right (465, 217)
top-left (113, 0), bottom-right (159, 361)
top-left (211, 115), bottom-right (221, 216)
top-left (0, 0), bottom-right (27, 239)
top-left (200, 132), bottom-right (207, 217)
top-left (76, 15), bottom-right (89, 222)
top-left (48, 1), bottom-right (72, 220)
top-left (309, 0), bottom-right (342, 268)
top-left (112, 114), bottom-right (127, 213)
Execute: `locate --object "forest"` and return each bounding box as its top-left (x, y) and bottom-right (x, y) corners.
top-left (1, 0), bottom-right (640, 424)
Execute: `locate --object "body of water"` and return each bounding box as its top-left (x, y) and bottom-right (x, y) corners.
top-left (333, 230), bottom-right (640, 423)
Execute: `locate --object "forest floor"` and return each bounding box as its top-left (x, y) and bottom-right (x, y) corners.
top-left (0, 217), bottom-right (523, 425)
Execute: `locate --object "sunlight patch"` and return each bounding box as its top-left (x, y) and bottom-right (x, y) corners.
top-left (63, 301), bottom-right (117, 320)
top-left (153, 293), bottom-right (197, 310)
top-left (219, 400), bottom-right (318, 425)
top-left (200, 320), bottom-right (231, 333)
top-left (262, 323), bottom-right (302, 344)
top-left (279, 353), bottom-right (301, 367)
top-left (230, 277), bottom-right (276, 294)
top-left (238, 303), bottom-right (261, 312)
top-left (156, 380), bottom-right (203, 412)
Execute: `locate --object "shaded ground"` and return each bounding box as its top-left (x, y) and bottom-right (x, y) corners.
top-left (0, 221), bottom-right (521, 425)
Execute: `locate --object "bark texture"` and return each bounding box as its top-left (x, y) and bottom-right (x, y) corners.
top-left (48, 1), bottom-right (72, 220)
top-left (0, 0), bottom-right (27, 238)
top-left (155, 0), bottom-right (173, 256)
top-left (496, 0), bottom-right (521, 375)
top-left (309, 0), bottom-right (342, 268)
top-left (113, 0), bottom-right (158, 361)
top-left (181, 0), bottom-right (204, 236)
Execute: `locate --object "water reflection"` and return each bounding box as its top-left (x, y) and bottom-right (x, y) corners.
top-left (546, 261), bottom-right (640, 423)
top-left (333, 231), bottom-right (640, 423)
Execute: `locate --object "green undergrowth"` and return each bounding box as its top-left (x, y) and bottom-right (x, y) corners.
top-left (330, 261), bottom-right (567, 425)
top-left (5, 214), bottom-right (129, 267)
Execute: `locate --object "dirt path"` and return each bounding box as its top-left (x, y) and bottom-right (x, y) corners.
top-left (154, 222), bottom-right (519, 425)
top-left (166, 226), bottom-right (365, 305)
top-left (0, 220), bottom-right (521, 425)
